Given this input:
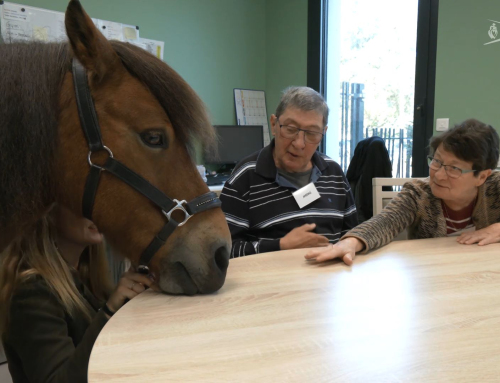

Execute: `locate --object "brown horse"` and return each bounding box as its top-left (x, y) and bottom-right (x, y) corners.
top-left (0, 0), bottom-right (231, 294)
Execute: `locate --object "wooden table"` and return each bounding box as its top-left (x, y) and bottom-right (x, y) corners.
top-left (89, 237), bottom-right (500, 382)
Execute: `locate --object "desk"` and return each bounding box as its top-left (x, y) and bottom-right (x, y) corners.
top-left (89, 237), bottom-right (500, 382)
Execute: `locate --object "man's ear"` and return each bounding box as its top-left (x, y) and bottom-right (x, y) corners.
top-left (270, 114), bottom-right (278, 137)
top-left (323, 125), bottom-right (328, 134)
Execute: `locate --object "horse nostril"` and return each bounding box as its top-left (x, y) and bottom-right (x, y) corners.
top-left (214, 245), bottom-right (229, 272)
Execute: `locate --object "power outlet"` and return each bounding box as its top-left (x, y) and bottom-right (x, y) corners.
top-left (436, 118), bottom-right (449, 131)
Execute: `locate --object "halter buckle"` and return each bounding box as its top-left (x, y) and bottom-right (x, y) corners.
top-left (163, 199), bottom-right (192, 226)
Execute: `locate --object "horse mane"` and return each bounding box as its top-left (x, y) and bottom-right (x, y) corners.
top-left (0, 42), bottom-right (70, 230)
top-left (0, 40), bottom-right (215, 231)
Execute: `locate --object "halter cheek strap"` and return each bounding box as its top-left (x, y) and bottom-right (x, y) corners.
top-left (71, 59), bottom-right (221, 273)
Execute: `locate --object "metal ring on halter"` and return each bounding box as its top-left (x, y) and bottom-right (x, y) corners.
top-left (137, 265), bottom-right (150, 275)
top-left (162, 199), bottom-right (192, 226)
top-left (87, 145), bottom-right (114, 170)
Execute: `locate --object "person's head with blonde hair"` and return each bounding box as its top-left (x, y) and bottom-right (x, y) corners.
top-left (0, 206), bottom-right (112, 334)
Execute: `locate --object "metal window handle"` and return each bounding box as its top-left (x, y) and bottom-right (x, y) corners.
top-left (416, 104), bottom-right (424, 116)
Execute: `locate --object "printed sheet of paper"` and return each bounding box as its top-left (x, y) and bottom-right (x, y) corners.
top-left (97, 20), bottom-right (124, 41)
top-left (31, 11), bottom-right (66, 42)
top-left (122, 23), bottom-right (139, 43)
top-left (1, 3), bottom-right (68, 42)
top-left (2, 19), bottom-right (32, 41)
top-left (234, 89), bottom-right (271, 146)
top-left (2, 2), bottom-right (30, 22)
top-left (139, 37), bottom-right (165, 60)
top-left (0, 2), bottom-right (164, 55)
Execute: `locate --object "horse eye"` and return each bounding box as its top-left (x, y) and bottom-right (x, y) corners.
top-left (141, 131), bottom-right (166, 148)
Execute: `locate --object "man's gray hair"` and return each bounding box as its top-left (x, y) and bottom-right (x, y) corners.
top-left (275, 86), bottom-right (329, 128)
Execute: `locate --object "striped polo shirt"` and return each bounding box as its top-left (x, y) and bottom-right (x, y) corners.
top-left (220, 140), bottom-right (358, 258)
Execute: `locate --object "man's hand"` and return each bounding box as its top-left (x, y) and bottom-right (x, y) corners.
top-left (457, 223), bottom-right (500, 246)
top-left (280, 223), bottom-right (330, 250)
top-left (304, 237), bottom-right (364, 265)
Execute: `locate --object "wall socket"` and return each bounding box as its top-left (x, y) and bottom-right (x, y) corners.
top-left (436, 118), bottom-right (449, 131)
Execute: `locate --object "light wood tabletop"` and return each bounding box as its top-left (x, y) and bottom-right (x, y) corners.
top-left (88, 237), bottom-right (500, 382)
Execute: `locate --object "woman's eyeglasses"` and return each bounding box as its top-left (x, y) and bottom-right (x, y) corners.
top-left (427, 156), bottom-right (476, 179)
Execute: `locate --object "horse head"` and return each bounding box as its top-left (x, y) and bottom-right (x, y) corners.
top-left (53, 0), bottom-right (230, 294)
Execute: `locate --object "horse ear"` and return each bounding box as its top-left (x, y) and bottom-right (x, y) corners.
top-left (65, 0), bottom-right (121, 81)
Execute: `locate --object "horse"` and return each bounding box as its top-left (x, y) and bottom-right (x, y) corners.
top-left (0, 0), bottom-right (231, 295)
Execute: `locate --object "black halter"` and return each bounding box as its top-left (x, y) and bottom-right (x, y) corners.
top-left (71, 59), bottom-right (221, 274)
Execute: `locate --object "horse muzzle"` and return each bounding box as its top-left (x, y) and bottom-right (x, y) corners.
top-left (157, 237), bottom-right (230, 295)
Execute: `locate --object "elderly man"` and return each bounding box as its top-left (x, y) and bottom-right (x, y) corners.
top-left (220, 86), bottom-right (357, 257)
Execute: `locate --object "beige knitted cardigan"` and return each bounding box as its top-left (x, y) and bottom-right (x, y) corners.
top-left (344, 172), bottom-right (500, 252)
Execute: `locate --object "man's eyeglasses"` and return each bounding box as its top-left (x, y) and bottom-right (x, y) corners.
top-left (427, 156), bottom-right (476, 179)
top-left (277, 118), bottom-right (324, 145)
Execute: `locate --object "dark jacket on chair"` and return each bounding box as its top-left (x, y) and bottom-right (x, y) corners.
top-left (346, 136), bottom-right (392, 223)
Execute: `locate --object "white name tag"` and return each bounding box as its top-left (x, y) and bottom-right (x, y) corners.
top-left (292, 183), bottom-right (321, 209)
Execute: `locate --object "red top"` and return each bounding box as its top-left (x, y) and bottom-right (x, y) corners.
top-left (441, 199), bottom-right (476, 235)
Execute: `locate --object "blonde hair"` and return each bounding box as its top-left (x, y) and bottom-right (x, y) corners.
top-left (0, 214), bottom-right (112, 335)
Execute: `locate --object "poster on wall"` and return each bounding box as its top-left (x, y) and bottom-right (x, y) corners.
top-left (234, 88), bottom-right (271, 146)
top-left (0, 1), bottom-right (165, 60)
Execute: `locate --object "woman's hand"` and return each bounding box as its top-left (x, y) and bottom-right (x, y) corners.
top-left (105, 271), bottom-right (155, 315)
top-left (457, 223), bottom-right (500, 246)
top-left (304, 237), bottom-right (365, 265)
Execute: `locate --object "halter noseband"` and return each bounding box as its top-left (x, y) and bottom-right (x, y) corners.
top-left (71, 59), bottom-right (221, 274)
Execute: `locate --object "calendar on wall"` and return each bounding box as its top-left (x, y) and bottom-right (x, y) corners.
top-left (234, 88), bottom-right (271, 146)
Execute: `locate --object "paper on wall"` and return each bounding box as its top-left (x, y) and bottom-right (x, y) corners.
top-left (139, 37), bottom-right (165, 60)
top-left (234, 89), bottom-right (271, 146)
top-left (122, 23), bottom-right (139, 42)
top-left (2, 19), bottom-right (32, 41)
top-left (96, 19), bottom-right (124, 41)
top-left (0, 2), bottom-right (164, 61)
top-left (30, 10), bottom-right (66, 42)
top-left (2, 2), bottom-right (29, 22)
top-left (33, 25), bottom-right (48, 41)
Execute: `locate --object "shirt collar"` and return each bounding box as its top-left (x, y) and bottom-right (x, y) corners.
top-left (255, 139), bottom-right (328, 182)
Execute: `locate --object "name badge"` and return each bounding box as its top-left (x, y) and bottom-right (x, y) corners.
top-left (292, 183), bottom-right (321, 209)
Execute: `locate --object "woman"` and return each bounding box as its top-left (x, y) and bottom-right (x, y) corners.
top-left (306, 119), bottom-right (500, 264)
top-left (0, 206), bottom-right (154, 382)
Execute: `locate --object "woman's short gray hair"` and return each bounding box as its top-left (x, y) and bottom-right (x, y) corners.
top-left (275, 86), bottom-right (329, 128)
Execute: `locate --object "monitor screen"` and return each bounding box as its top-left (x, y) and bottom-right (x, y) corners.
top-left (206, 125), bottom-right (264, 165)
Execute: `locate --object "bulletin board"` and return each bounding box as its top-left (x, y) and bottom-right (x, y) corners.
top-left (0, 1), bottom-right (165, 60)
top-left (234, 88), bottom-right (271, 146)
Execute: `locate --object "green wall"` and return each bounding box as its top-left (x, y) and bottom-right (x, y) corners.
top-left (5, 0), bottom-right (269, 126)
top-left (434, 0), bottom-right (500, 134)
top-left (5, 0), bottom-right (308, 126)
top-left (265, 0), bottom-right (308, 117)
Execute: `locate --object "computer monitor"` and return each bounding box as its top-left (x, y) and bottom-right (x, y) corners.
top-left (206, 125), bottom-right (264, 165)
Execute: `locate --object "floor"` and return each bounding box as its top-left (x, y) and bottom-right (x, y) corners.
top-left (0, 363), bottom-right (12, 383)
